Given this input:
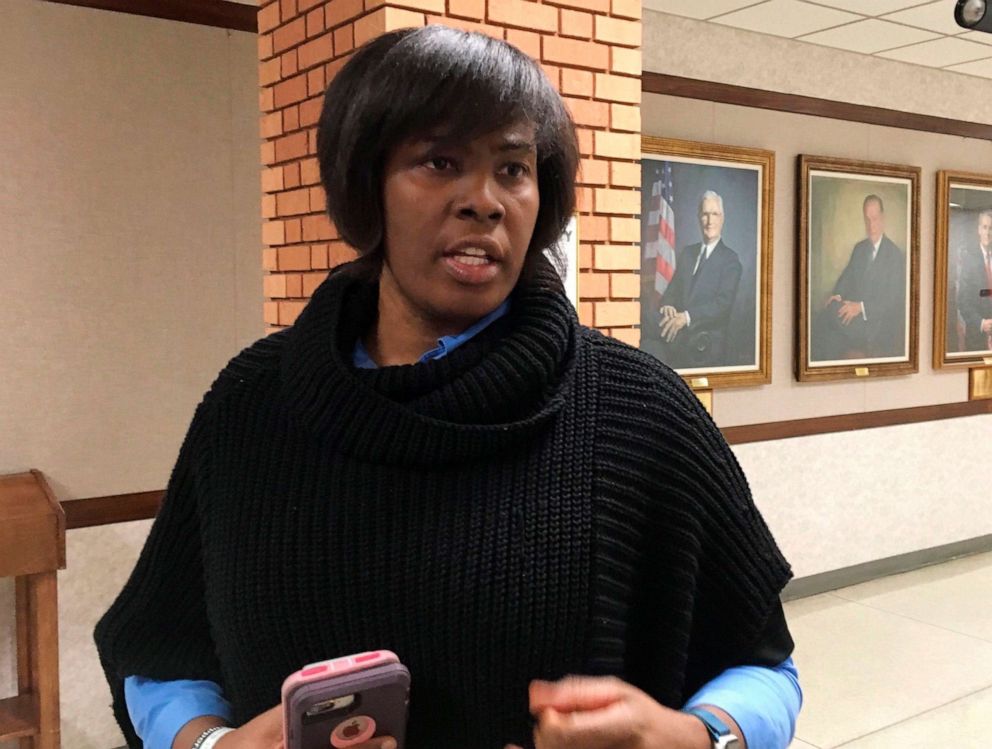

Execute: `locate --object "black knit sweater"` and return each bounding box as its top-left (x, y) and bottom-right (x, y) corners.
top-left (95, 258), bottom-right (792, 749)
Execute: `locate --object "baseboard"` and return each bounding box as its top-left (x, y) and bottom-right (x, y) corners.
top-left (782, 534), bottom-right (992, 601)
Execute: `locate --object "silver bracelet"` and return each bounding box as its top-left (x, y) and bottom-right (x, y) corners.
top-left (190, 726), bottom-right (234, 749)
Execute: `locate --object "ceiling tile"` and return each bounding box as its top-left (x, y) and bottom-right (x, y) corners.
top-left (641, 0), bottom-right (763, 19)
top-left (798, 18), bottom-right (939, 53)
top-left (945, 57), bottom-right (992, 78)
top-left (712, 0), bottom-right (862, 38)
top-left (881, 0), bottom-right (970, 36)
top-left (959, 30), bottom-right (992, 46)
top-left (877, 36), bottom-right (992, 66)
top-left (800, 0), bottom-right (930, 16)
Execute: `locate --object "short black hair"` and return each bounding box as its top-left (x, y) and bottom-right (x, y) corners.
top-left (317, 25), bottom-right (579, 276)
top-left (863, 194), bottom-right (884, 213)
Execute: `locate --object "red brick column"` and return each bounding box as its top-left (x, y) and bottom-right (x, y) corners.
top-left (258, 0), bottom-right (642, 346)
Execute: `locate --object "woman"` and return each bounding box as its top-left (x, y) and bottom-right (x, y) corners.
top-left (96, 26), bottom-right (800, 749)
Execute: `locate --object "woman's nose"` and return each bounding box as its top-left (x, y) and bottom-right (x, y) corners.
top-left (456, 175), bottom-right (504, 223)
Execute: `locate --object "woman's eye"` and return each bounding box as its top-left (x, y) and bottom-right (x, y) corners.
top-left (425, 157), bottom-right (453, 171)
top-left (502, 162), bottom-right (530, 178)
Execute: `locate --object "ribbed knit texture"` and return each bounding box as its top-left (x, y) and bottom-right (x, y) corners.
top-left (95, 257), bottom-right (792, 749)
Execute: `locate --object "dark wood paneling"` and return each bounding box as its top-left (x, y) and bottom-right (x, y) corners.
top-left (62, 490), bottom-right (164, 530)
top-left (42, 0), bottom-right (257, 33)
top-left (723, 399), bottom-right (992, 445)
top-left (642, 72), bottom-right (992, 142)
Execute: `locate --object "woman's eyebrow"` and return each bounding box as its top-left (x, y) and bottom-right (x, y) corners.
top-left (411, 134), bottom-right (535, 153)
top-left (497, 138), bottom-right (536, 153)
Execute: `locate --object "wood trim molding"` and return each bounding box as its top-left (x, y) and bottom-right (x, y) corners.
top-left (42, 0), bottom-right (257, 33)
top-left (783, 533), bottom-right (992, 601)
top-left (62, 490), bottom-right (164, 530)
top-left (641, 72), bottom-right (992, 142)
top-left (723, 399), bottom-right (992, 445)
top-left (59, 401), bottom-right (992, 529)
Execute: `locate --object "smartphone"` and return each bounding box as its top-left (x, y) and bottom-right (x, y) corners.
top-left (282, 650), bottom-right (410, 749)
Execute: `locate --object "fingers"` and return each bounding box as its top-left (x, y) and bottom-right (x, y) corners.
top-left (353, 737), bottom-right (397, 749)
top-left (836, 304), bottom-right (858, 325)
top-left (250, 704), bottom-right (284, 745)
top-left (370, 738), bottom-right (398, 749)
top-left (533, 701), bottom-right (635, 749)
top-left (529, 676), bottom-right (626, 714)
top-left (659, 317), bottom-right (681, 342)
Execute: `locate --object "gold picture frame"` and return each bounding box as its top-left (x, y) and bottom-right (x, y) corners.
top-left (639, 136), bottom-right (774, 389)
top-left (797, 155), bottom-right (920, 382)
top-left (933, 170), bottom-right (992, 369)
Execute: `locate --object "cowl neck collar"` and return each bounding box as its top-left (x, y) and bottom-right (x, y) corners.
top-left (280, 255), bottom-right (578, 466)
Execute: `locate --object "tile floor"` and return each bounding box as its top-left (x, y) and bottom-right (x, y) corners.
top-left (783, 550), bottom-right (992, 748)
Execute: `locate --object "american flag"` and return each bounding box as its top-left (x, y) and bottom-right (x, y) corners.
top-left (643, 162), bottom-right (677, 301)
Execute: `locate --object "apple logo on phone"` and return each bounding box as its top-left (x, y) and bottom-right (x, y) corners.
top-left (342, 722), bottom-right (361, 739)
top-left (331, 715), bottom-right (376, 748)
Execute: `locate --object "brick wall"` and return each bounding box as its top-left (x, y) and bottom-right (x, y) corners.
top-left (258, 0), bottom-right (642, 346)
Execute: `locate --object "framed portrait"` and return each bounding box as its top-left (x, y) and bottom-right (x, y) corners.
top-left (639, 137), bottom-right (774, 389)
top-left (933, 171), bottom-right (992, 369)
top-left (797, 155), bottom-right (920, 382)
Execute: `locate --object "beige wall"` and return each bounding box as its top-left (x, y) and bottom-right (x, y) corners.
top-left (0, 1), bottom-right (261, 747)
top-left (736, 414), bottom-right (992, 580)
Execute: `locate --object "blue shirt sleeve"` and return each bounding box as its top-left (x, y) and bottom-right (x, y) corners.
top-left (683, 657), bottom-right (802, 749)
top-left (124, 675), bottom-right (233, 749)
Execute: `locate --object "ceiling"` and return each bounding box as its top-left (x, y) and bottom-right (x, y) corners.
top-left (642, 0), bottom-right (992, 80)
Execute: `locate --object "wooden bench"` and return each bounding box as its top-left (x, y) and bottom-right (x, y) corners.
top-left (0, 470), bottom-right (66, 749)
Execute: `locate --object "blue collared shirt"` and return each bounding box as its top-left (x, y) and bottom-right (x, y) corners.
top-left (352, 300), bottom-right (511, 368)
top-left (124, 299), bottom-right (802, 748)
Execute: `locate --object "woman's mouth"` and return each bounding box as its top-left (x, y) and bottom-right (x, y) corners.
top-left (450, 247), bottom-right (490, 265)
top-left (442, 248), bottom-right (500, 283)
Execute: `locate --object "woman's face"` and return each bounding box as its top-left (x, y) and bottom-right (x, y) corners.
top-left (380, 121), bottom-right (540, 328)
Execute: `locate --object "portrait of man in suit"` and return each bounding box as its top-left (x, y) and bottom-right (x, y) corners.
top-left (811, 194), bottom-right (907, 362)
top-left (641, 190), bottom-right (743, 368)
top-left (956, 208), bottom-right (992, 353)
top-left (639, 148), bottom-right (769, 382)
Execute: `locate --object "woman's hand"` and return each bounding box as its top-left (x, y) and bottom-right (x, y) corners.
top-left (211, 706), bottom-right (396, 749)
top-left (504, 676), bottom-right (712, 749)
top-left (213, 706), bottom-right (281, 749)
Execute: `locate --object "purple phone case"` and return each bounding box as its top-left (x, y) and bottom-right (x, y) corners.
top-left (285, 662), bottom-right (410, 749)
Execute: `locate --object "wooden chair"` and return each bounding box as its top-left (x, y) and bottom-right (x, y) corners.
top-left (0, 470), bottom-right (65, 749)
